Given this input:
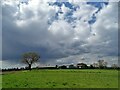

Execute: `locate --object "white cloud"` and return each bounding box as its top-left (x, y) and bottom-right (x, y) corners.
top-left (48, 20), bottom-right (74, 40)
top-left (73, 2), bottom-right (97, 21)
top-left (55, 53), bottom-right (118, 66)
top-left (16, 0), bottom-right (56, 27)
top-left (74, 21), bottom-right (91, 41)
top-left (87, 2), bottom-right (118, 55)
top-left (61, 4), bottom-right (70, 14)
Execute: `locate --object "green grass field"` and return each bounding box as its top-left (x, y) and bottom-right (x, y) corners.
top-left (2, 69), bottom-right (118, 88)
top-left (0, 74), bottom-right (2, 89)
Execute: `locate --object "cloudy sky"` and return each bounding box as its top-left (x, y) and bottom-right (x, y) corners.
top-left (1, 0), bottom-right (119, 68)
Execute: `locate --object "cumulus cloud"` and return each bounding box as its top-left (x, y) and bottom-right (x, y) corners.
top-left (2, 0), bottom-right (118, 68)
top-left (73, 2), bottom-right (97, 21)
top-left (87, 2), bottom-right (118, 56)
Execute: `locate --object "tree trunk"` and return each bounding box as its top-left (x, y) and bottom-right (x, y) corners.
top-left (28, 64), bottom-right (31, 71)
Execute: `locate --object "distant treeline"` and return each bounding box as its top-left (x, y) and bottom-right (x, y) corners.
top-left (2, 65), bottom-right (120, 72)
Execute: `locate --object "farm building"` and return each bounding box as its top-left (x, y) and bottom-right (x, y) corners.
top-left (69, 64), bottom-right (76, 69)
top-left (77, 63), bottom-right (88, 68)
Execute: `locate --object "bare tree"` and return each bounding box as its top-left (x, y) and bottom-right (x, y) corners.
top-left (98, 60), bottom-right (107, 69)
top-left (92, 63), bottom-right (99, 68)
top-left (22, 52), bottom-right (40, 71)
top-left (111, 64), bottom-right (118, 69)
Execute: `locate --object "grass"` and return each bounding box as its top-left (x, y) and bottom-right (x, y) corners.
top-left (2, 69), bottom-right (118, 88)
top-left (0, 73), bottom-right (2, 89)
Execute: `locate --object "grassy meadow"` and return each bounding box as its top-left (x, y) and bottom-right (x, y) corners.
top-left (2, 69), bottom-right (118, 88)
top-left (0, 74), bottom-right (2, 89)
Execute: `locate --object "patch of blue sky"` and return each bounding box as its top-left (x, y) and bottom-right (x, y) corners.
top-left (65, 16), bottom-right (77, 24)
top-left (87, 2), bottom-right (108, 13)
top-left (28, 1), bottom-right (108, 26)
top-left (87, 2), bottom-right (108, 24)
top-left (64, 11), bottom-right (77, 23)
top-left (49, 1), bottom-right (79, 10)
top-left (88, 14), bottom-right (96, 24)
top-left (20, 0), bottom-right (29, 4)
top-left (87, 2), bottom-right (108, 8)
top-left (48, 2), bottom-right (78, 24)
top-left (63, 2), bottom-right (78, 10)
top-left (47, 13), bottom-right (59, 24)
top-left (48, 1), bottom-right (109, 25)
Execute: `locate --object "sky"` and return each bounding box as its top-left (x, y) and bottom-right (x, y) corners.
top-left (1, 0), bottom-right (119, 69)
